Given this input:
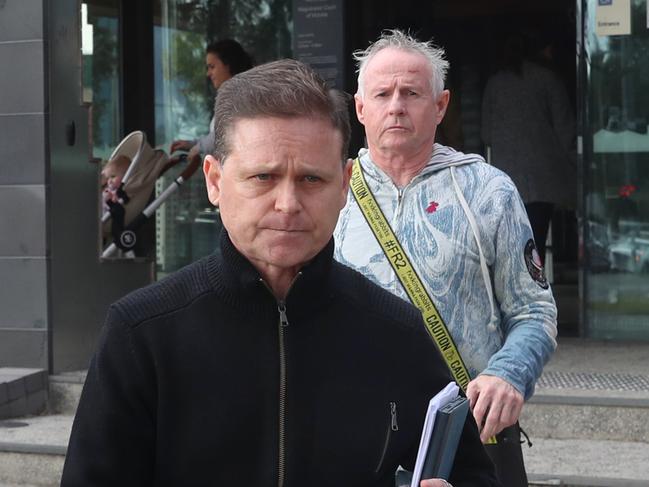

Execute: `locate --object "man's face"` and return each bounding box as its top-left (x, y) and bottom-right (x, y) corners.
top-left (203, 116), bottom-right (351, 275)
top-left (355, 48), bottom-right (449, 158)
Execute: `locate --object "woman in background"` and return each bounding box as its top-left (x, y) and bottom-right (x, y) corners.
top-left (171, 39), bottom-right (253, 160)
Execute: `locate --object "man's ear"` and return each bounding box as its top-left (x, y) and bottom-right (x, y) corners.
top-left (354, 93), bottom-right (365, 125)
top-left (342, 158), bottom-right (353, 191)
top-left (338, 158), bottom-right (353, 209)
top-left (203, 155), bottom-right (223, 207)
top-left (435, 89), bottom-right (451, 125)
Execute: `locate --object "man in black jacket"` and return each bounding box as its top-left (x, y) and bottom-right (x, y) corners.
top-left (61, 59), bottom-right (498, 487)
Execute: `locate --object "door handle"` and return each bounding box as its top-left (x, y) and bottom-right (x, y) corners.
top-left (65, 120), bottom-right (76, 146)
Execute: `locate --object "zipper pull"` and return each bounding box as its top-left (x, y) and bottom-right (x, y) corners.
top-left (390, 402), bottom-right (399, 431)
top-left (278, 302), bottom-right (289, 327)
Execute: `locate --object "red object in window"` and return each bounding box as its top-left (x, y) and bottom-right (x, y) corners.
top-left (619, 184), bottom-right (637, 198)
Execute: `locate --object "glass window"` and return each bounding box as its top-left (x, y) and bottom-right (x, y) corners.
top-left (81, 1), bottom-right (121, 160)
top-left (153, 0), bottom-right (292, 277)
top-left (583, 0), bottom-right (649, 339)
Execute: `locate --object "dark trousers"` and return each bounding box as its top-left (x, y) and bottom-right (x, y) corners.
top-left (525, 202), bottom-right (555, 264)
top-left (484, 423), bottom-right (529, 487)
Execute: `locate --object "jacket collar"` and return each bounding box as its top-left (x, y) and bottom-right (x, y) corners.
top-left (206, 230), bottom-right (336, 318)
top-left (358, 143), bottom-right (482, 186)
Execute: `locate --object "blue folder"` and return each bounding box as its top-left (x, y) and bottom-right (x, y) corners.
top-left (420, 395), bottom-right (469, 480)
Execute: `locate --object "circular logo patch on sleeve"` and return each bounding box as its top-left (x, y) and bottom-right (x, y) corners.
top-left (524, 239), bottom-right (549, 289)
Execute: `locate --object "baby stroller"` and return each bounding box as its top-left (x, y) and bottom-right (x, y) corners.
top-left (101, 130), bottom-right (201, 258)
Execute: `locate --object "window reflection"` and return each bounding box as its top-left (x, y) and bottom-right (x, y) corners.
top-left (81, 1), bottom-right (121, 160)
top-left (153, 0), bottom-right (292, 277)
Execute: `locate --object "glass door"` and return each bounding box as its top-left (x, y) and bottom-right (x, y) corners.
top-left (582, 0), bottom-right (649, 339)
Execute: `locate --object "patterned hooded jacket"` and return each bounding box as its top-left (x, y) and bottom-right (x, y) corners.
top-left (334, 144), bottom-right (557, 399)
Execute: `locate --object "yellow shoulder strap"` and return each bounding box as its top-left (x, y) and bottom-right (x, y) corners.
top-left (350, 159), bottom-right (498, 444)
top-left (350, 159), bottom-right (471, 390)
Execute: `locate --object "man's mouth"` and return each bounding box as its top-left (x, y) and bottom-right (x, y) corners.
top-left (266, 227), bottom-right (305, 233)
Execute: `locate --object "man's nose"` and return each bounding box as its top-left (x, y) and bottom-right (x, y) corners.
top-left (388, 93), bottom-right (406, 115)
top-left (274, 180), bottom-right (301, 213)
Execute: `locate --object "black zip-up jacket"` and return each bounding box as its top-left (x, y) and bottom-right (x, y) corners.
top-left (62, 233), bottom-right (498, 486)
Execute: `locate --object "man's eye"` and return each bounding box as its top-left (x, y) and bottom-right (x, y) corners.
top-left (304, 175), bottom-right (321, 183)
top-left (255, 174), bottom-right (271, 181)
top-left (408, 90), bottom-right (418, 96)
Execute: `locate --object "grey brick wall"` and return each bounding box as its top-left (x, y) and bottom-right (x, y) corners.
top-left (0, 0), bottom-right (49, 369)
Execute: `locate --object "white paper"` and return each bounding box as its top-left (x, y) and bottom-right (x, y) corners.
top-left (410, 382), bottom-right (460, 487)
top-left (596, 0), bottom-right (631, 36)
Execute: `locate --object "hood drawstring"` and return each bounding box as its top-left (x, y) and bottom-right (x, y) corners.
top-left (449, 166), bottom-right (498, 332)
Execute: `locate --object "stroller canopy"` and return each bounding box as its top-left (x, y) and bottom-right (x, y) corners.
top-left (102, 130), bottom-right (169, 232)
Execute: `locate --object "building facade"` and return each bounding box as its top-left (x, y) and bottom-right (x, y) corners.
top-left (0, 0), bottom-right (647, 372)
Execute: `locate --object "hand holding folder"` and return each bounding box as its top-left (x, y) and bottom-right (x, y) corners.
top-left (410, 382), bottom-right (469, 486)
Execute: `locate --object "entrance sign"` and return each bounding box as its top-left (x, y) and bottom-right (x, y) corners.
top-left (293, 0), bottom-right (344, 89)
top-left (595, 0), bottom-right (631, 36)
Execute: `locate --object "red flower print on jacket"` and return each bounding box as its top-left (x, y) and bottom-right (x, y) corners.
top-left (426, 201), bottom-right (439, 213)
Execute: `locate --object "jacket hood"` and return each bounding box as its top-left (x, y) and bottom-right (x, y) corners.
top-left (358, 144), bottom-right (485, 183)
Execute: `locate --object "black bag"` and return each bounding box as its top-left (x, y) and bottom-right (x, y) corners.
top-left (484, 423), bottom-right (530, 487)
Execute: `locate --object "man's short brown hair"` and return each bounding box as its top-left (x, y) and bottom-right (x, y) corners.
top-left (212, 59), bottom-right (350, 163)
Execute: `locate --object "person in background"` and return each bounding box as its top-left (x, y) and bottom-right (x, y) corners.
top-left (61, 59), bottom-right (497, 487)
top-left (334, 29), bottom-right (558, 486)
top-left (170, 38), bottom-right (253, 160)
top-left (481, 30), bottom-right (576, 262)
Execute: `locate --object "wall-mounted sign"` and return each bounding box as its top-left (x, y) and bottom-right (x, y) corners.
top-left (595, 0), bottom-right (631, 36)
top-left (293, 0), bottom-right (344, 89)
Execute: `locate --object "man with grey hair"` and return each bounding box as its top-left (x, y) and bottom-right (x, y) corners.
top-left (62, 59), bottom-right (498, 487)
top-left (335, 30), bottom-right (558, 486)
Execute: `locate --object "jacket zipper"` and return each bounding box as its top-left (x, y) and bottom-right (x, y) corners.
top-left (375, 401), bottom-right (399, 474)
top-left (258, 274), bottom-right (301, 487)
top-left (393, 186), bottom-right (409, 224)
top-left (277, 301), bottom-right (289, 487)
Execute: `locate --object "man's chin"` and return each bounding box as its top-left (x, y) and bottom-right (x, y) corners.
top-left (378, 135), bottom-right (414, 150)
top-left (265, 238), bottom-right (324, 264)
top-left (257, 249), bottom-right (314, 271)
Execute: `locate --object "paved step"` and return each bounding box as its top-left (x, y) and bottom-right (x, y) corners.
top-left (0, 372), bottom-right (80, 486)
top-left (0, 452), bottom-right (64, 487)
top-left (522, 387), bottom-right (649, 442)
top-left (47, 371), bottom-right (85, 415)
top-left (0, 369), bottom-right (48, 420)
top-left (521, 338), bottom-right (649, 443)
top-left (520, 340), bottom-right (649, 486)
top-left (0, 415), bottom-right (70, 486)
top-left (524, 438), bottom-right (649, 487)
